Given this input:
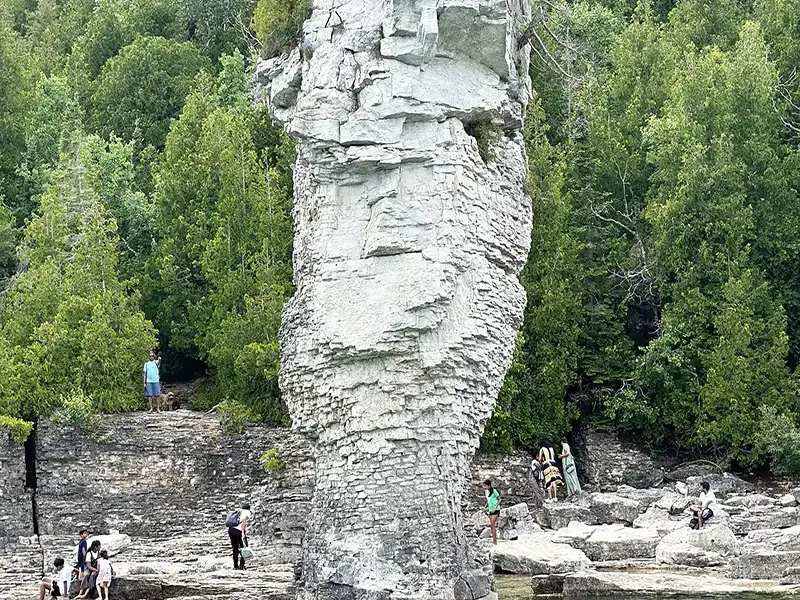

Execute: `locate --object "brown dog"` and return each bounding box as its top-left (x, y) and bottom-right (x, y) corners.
top-left (155, 391), bottom-right (177, 412)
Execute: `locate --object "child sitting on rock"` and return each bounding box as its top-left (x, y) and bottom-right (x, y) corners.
top-left (95, 550), bottom-right (113, 600)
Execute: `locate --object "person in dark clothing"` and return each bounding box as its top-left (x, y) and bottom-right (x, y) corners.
top-left (76, 530), bottom-right (89, 580)
top-left (227, 503), bottom-right (251, 570)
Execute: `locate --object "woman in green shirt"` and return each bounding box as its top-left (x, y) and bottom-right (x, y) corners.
top-left (483, 479), bottom-right (502, 545)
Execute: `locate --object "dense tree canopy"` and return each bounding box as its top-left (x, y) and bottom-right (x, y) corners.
top-left (0, 0), bottom-right (799, 473)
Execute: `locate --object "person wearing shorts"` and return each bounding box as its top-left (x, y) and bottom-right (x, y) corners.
top-left (483, 479), bottom-right (502, 545)
top-left (143, 350), bottom-right (161, 412)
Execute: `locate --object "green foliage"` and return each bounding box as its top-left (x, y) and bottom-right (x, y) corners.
top-left (757, 405), bottom-right (800, 476)
top-left (259, 448), bottom-right (285, 473)
top-left (0, 415), bottom-right (33, 443)
top-left (146, 53), bottom-right (293, 423)
top-left (483, 101), bottom-right (582, 451)
top-left (253, 0), bottom-right (311, 57)
top-left (464, 121), bottom-right (504, 163)
top-left (0, 133), bottom-right (156, 420)
top-left (51, 388), bottom-right (100, 432)
top-left (91, 36), bottom-right (211, 149)
top-left (217, 399), bottom-right (260, 434)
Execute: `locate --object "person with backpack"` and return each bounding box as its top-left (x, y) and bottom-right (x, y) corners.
top-left (690, 481), bottom-right (717, 529)
top-left (226, 503), bottom-right (252, 570)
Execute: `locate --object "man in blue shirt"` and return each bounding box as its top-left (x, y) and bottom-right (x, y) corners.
top-left (143, 350), bottom-right (161, 412)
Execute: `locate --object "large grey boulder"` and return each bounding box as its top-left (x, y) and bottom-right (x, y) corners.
top-left (453, 569), bottom-right (491, 600)
top-left (730, 506), bottom-right (800, 535)
top-left (726, 494), bottom-right (775, 508)
top-left (746, 525), bottom-right (800, 551)
top-left (684, 474), bottom-right (754, 498)
top-left (633, 507), bottom-right (684, 537)
top-left (489, 533), bottom-right (591, 575)
top-left (615, 485), bottom-right (665, 511)
top-left (542, 502), bottom-right (597, 530)
top-left (553, 522), bottom-right (660, 561)
top-left (729, 550), bottom-right (800, 579)
top-left (578, 428), bottom-right (663, 491)
top-left (654, 491), bottom-right (693, 515)
top-left (563, 569), bottom-right (791, 597)
top-left (480, 503), bottom-right (541, 541)
top-left (655, 524), bottom-right (737, 567)
top-left (589, 493), bottom-right (642, 525)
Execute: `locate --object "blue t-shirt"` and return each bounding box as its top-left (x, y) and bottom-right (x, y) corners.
top-left (144, 360), bottom-right (160, 383)
top-left (77, 539), bottom-right (88, 567)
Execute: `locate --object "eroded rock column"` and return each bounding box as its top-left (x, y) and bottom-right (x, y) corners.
top-left (259, 1), bottom-right (532, 597)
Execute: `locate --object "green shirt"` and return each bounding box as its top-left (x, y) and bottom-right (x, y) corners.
top-left (485, 488), bottom-right (500, 512)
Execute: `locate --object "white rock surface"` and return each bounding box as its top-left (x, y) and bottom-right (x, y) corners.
top-left (590, 492), bottom-right (642, 525)
top-left (655, 524), bottom-right (737, 567)
top-left (729, 550), bottom-right (800, 579)
top-left (258, 0), bottom-right (533, 597)
top-left (489, 533), bottom-right (591, 575)
top-left (553, 523), bottom-right (661, 561)
top-left (633, 506), bottom-right (684, 536)
top-left (563, 568), bottom-right (798, 597)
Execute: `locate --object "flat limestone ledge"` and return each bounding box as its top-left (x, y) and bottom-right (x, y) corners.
top-left (489, 533), bottom-right (590, 575)
top-left (562, 569), bottom-right (800, 597)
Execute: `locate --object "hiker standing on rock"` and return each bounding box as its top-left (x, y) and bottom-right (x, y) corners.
top-left (538, 441), bottom-right (564, 502)
top-left (226, 503), bottom-right (252, 570)
top-left (560, 438), bottom-right (581, 499)
top-left (143, 350), bottom-right (162, 412)
top-left (483, 480), bottom-right (502, 545)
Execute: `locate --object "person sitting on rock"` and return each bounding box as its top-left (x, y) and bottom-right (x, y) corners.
top-left (483, 479), bottom-right (502, 545)
top-left (690, 481), bottom-right (717, 529)
top-left (38, 557), bottom-right (70, 600)
top-left (76, 540), bottom-right (101, 599)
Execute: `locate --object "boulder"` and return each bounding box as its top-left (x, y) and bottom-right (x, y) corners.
top-left (729, 550), bottom-right (800, 579)
top-left (551, 521), bottom-right (597, 550)
top-left (655, 524), bottom-right (737, 567)
top-left (633, 507), bottom-right (684, 537)
top-left (614, 486), bottom-right (665, 511)
top-left (563, 569), bottom-right (791, 597)
top-left (780, 494), bottom-right (798, 508)
top-left (488, 503), bottom-right (541, 541)
top-left (746, 525), bottom-right (800, 551)
top-left (554, 523), bottom-right (660, 561)
top-left (583, 525), bottom-right (661, 561)
top-left (578, 427), bottom-right (664, 491)
top-left (454, 569), bottom-right (491, 600)
top-left (726, 494), bottom-right (775, 508)
top-left (792, 487), bottom-right (800, 506)
top-left (730, 506), bottom-right (800, 535)
top-left (589, 493), bottom-right (642, 525)
top-left (659, 523), bottom-right (738, 553)
top-left (654, 492), bottom-right (692, 515)
top-left (489, 533), bottom-right (591, 575)
top-left (542, 502), bottom-right (597, 530)
top-left (684, 474), bottom-right (754, 498)
top-left (655, 542), bottom-right (725, 567)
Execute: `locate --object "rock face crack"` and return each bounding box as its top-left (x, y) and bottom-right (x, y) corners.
top-left (257, 1), bottom-right (533, 598)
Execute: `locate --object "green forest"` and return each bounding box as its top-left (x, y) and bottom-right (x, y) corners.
top-left (0, 0), bottom-right (798, 473)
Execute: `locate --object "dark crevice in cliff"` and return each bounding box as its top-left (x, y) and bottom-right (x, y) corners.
top-left (23, 422), bottom-right (39, 535)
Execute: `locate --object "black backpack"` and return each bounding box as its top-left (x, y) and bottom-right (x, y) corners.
top-left (225, 510), bottom-right (241, 528)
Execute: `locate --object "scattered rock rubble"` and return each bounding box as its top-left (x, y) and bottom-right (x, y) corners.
top-left (487, 474), bottom-right (800, 596)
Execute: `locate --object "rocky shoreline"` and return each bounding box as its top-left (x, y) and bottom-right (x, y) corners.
top-left (481, 473), bottom-right (800, 597)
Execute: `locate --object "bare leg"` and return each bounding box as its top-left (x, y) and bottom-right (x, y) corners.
top-left (39, 579), bottom-right (52, 600)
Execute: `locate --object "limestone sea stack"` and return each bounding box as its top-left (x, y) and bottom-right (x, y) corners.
top-left (258, 0), bottom-right (533, 598)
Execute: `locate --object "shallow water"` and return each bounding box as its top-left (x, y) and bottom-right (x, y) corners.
top-left (493, 575), bottom-right (798, 600)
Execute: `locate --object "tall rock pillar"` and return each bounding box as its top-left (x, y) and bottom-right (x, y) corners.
top-left (258, 1), bottom-right (532, 597)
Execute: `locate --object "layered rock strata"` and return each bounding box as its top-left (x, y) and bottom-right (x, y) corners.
top-left (259, 1), bottom-right (533, 598)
